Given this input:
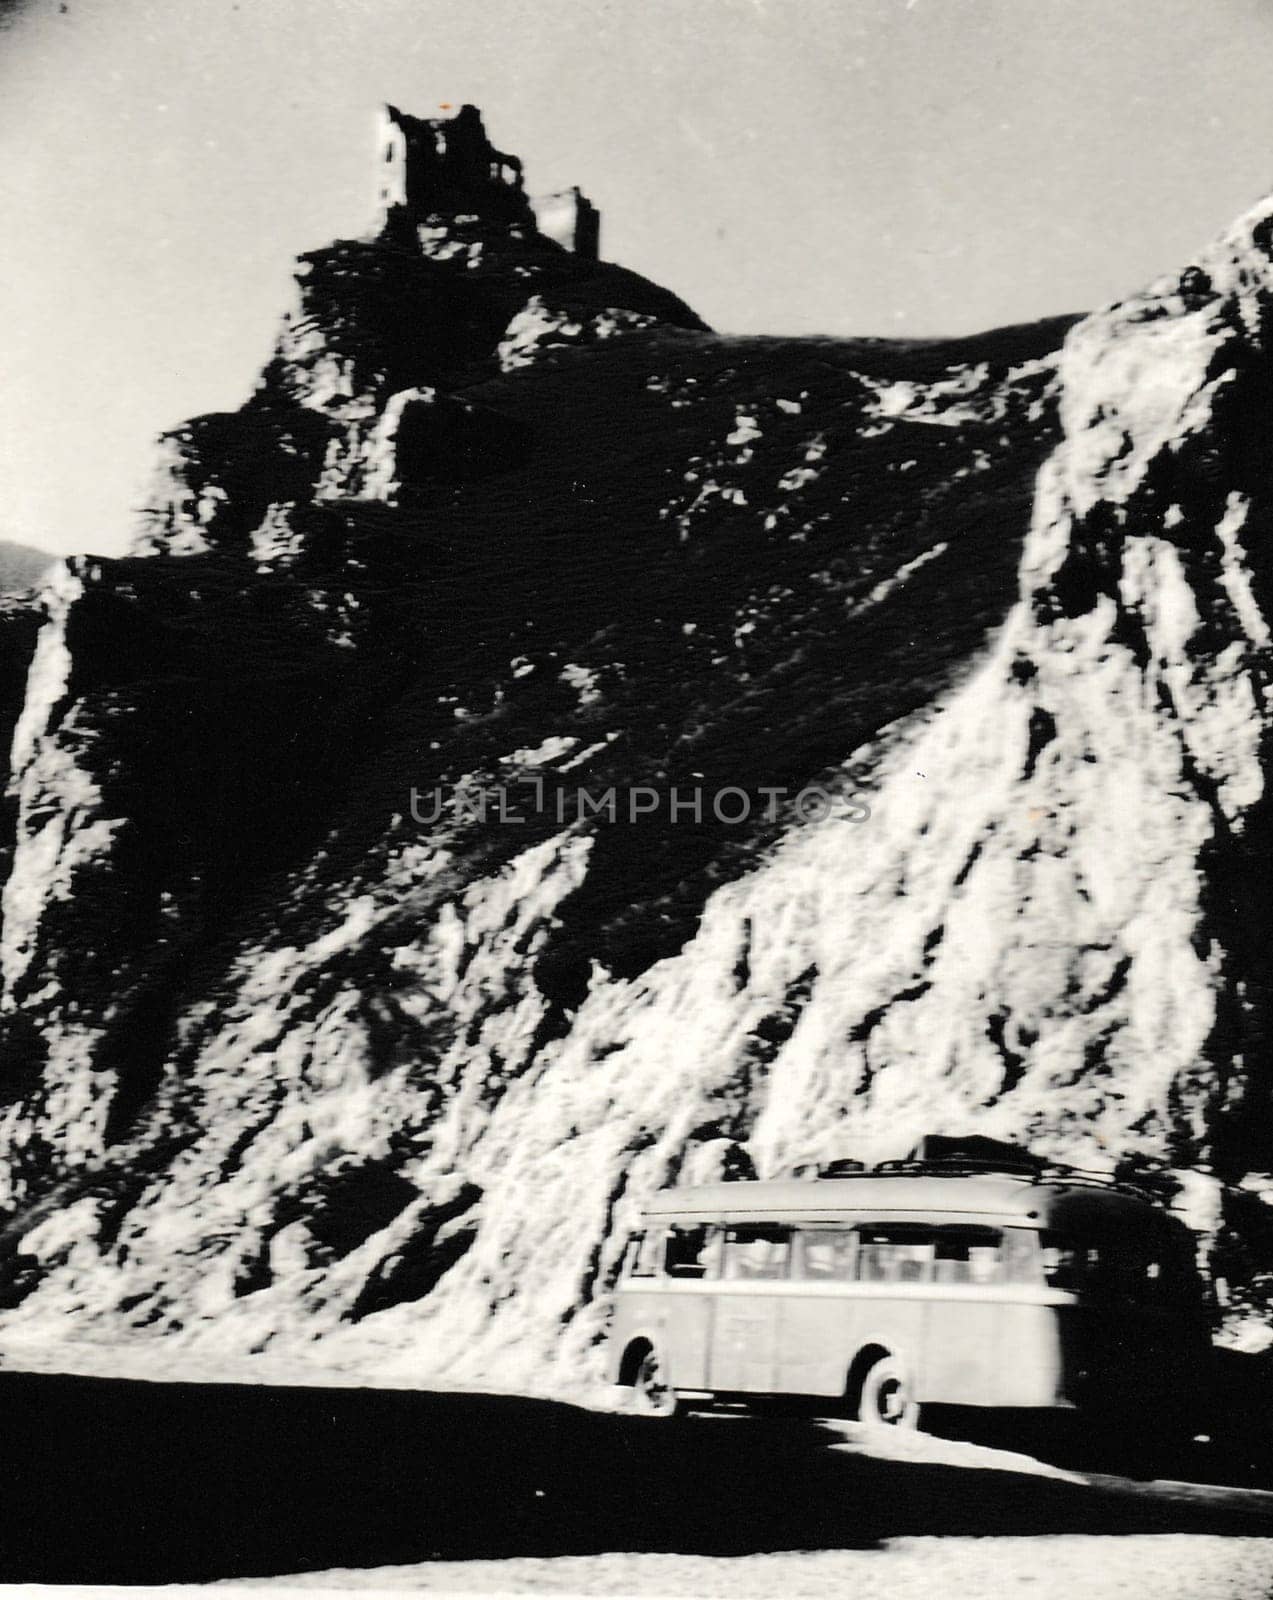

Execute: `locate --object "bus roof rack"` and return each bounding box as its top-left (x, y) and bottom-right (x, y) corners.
top-left (868, 1134), bottom-right (1169, 1205)
top-left (874, 1134), bottom-right (1046, 1178)
top-left (817, 1158), bottom-right (868, 1179)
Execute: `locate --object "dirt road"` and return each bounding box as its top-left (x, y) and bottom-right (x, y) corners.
top-left (215, 1536), bottom-right (1273, 1597)
top-left (0, 1370), bottom-right (1268, 1591)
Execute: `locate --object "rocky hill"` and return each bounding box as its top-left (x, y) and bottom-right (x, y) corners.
top-left (0, 104), bottom-right (1268, 1385)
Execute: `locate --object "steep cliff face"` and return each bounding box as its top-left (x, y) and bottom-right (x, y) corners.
top-left (0, 105), bottom-right (1269, 1382)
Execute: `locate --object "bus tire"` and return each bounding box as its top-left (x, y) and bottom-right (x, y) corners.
top-left (856, 1353), bottom-right (920, 1430)
top-left (622, 1339), bottom-right (682, 1418)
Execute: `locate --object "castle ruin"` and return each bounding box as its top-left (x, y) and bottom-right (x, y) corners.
top-left (375, 103), bottom-right (599, 260)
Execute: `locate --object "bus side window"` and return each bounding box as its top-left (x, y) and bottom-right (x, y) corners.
top-left (857, 1229), bottom-right (935, 1283)
top-left (1103, 1245), bottom-right (1170, 1305)
top-left (933, 1227), bottom-right (1004, 1284)
top-left (665, 1225), bottom-right (715, 1280)
top-left (623, 1231), bottom-right (661, 1279)
top-left (1148, 1245), bottom-right (1202, 1310)
top-left (798, 1230), bottom-right (857, 1280)
top-left (1040, 1234), bottom-right (1095, 1293)
top-left (1121, 1253), bottom-right (1160, 1303)
top-left (722, 1225), bottom-right (791, 1280)
top-left (1000, 1227), bottom-right (1040, 1284)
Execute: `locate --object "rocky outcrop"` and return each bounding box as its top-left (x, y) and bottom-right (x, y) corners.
top-left (0, 104), bottom-right (1269, 1380)
top-left (136, 106), bottom-right (702, 562)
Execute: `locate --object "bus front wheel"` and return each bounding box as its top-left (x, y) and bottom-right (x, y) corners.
top-left (856, 1355), bottom-right (920, 1430)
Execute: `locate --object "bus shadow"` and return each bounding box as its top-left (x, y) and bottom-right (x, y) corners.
top-left (916, 1347), bottom-right (1273, 1485)
top-left (0, 1371), bottom-right (1270, 1585)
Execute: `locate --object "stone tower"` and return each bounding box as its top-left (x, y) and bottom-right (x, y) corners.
top-left (374, 103), bottom-right (600, 260)
top-left (528, 187), bottom-right (601, 261)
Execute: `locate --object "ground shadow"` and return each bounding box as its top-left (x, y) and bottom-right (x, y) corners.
top-left (0, 1372), bottom-right (1270, 1584)
top-left (917, 1346), bottom-right (1273, 1485)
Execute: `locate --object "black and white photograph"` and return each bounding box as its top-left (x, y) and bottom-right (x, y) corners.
top-left (2, 0), bottom-right (1273, 1594)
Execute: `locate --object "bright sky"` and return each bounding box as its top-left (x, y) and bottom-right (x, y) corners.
top-left (2, 0), bottom-right (1273, 556)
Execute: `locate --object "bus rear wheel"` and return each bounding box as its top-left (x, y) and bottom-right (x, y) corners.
top-left (626, 1341), bottom-right (681, 1418)
top-left (857, 1355), bottom-right (920, 1430)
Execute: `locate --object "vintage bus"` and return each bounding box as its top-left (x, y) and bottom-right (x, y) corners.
top-left (610, 1157), bottom-right (1210, 1428)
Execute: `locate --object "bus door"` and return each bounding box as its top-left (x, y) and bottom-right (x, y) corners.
top-left (709, 1224), bottom-right (791, 1391)
top-left (657, 1224), bottom-right (720, 1390)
